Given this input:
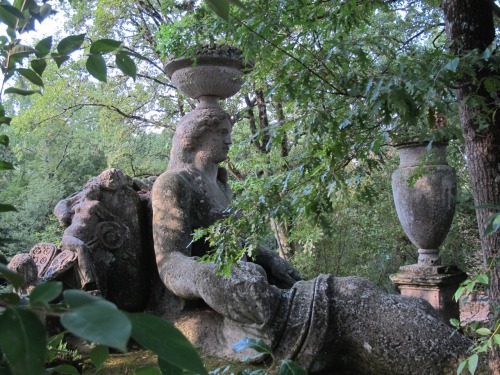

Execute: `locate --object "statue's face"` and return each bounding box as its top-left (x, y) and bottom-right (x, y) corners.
top-left (197, 119), bottom-right (232, 164)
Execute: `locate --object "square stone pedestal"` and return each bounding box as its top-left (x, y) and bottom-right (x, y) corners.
top-left (390, 264), bottom-right (467, 324)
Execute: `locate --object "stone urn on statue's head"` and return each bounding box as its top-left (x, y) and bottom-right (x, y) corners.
top-left (165, 45), bottom-right (251, 107)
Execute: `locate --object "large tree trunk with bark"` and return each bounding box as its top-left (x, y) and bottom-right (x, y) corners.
top-left (443, 1), bottom-right (500, 372)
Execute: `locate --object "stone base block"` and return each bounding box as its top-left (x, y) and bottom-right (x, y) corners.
top-left (390, 264), bottom-right (467, 324)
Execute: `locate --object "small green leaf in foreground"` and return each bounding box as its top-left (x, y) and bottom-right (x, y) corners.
top-left (61, 300), bottom-right (131, 352)
top-left (89, 345), bottom-right (109, 369)
top-left (35, 36), bottom-right (52, 58)
top-left (0, 264), bottom-right (24, 289)
top-left (86, 54), bottom-right (107, 82)
top-left (89, 39), bottom-right (122, 54)
top-left (17, 68), bottom-right (44, 87)
top-left (468, 353), bottom-right (478, 375)
top-left (4, 87), bottom-right (41, 96)
top-left (0, 308), bottom-right (47, 375)
top-left (57, 33), bottom-right (86, 55)
top-left (63, 289), bottom-right (102, 308)
top-left (0, 204), bottom-right (17, 213)
top-left (51, 53), bottom-right (71, 68)
top-left (483, 213), bottom-right (500, 237)
top-left (29, 281), bottom-right (62, 305)
top-left (10, 44), bottom-right (35, 56)
top-left (204, 0), bottom-right (229, 20)
top-left (0, 4), bottom-right (25, 19)
top-left (158, 357), bottom-right (182, 375)
top-left (31, 58), bottom-right (47, 77)
top-left (48, 364), bottom-right (80, 375)
top-left (116, 52), bottom-right (136, 80)
top-left (475, 327), bottom-right (491, 336)
top-left (0, 160), bottom-right (14, 170)
top-left (0, 292), bottom-right (21, 305)
top-left (0, 134), bottom-right (8, 147)
top-left (128, 312), bottom-right (208, 375)
top-left (279, 359), bottom-right (307, 375)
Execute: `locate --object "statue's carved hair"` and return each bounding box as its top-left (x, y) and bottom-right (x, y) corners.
top-left (168, 107), bottom-right (230, 169)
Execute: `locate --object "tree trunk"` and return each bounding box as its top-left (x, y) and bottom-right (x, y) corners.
top-left (270, 217), bottom-right (295, 260)
top-left (442, 1), bottom-right (500, 372)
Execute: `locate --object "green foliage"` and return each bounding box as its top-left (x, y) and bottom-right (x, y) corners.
top-left (452, 256), bottom-right (500, 374)
top-left (155, 0), bottom-right (466, 274)
top-left (0, 274), bottom-right (208, 375)
top-left (231, 338), bottom-right (306, 375)
top-left (46, 333), bottom-right (82, 373)
top-left (0, 0), bottom-right (142, 255)
top-left (128, 313), bottom-right (207, 374)
top-left (61, 299), bottom-right (132, 352)
top-left (483, 212), bottom-right (500, 237)
top-left (89, 345), bottom-right (109, 369)
top-left (0, 0), bottom-right (498, 373)
top-left (0, 307), bottom-right (47, 375)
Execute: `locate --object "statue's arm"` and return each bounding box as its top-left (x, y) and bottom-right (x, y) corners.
top-left (152, 172), bottom-right (282, 324)
top-left (152, 172), bottom-right (201, 299)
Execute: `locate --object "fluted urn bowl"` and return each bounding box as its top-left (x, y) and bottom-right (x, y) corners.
top-left (166, 55), bottom-right (248, 100)
top-left (391, 143), bottom-right (457, 266)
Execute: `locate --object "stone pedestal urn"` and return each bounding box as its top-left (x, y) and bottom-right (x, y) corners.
top-left (390, 143), bottom-right (465, 322)
top-left (391, 143), bottom-right (457, 266)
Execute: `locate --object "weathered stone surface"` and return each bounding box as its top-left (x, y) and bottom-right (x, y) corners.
top-left (43, 250), bottom-right (77, 281)
top-left (52, 168), bottom-right (152, 311)
top-left (390, 265), bottom-right (466, 322)
top-left (391, 143), bottom-right (466, 326)
top-left (326, 276), bottom-right (471, 375)
top-left (7, 244), bottom-right (77, 292)
top-left (8, 253), bottom-right (37, 292)
top-left (5, 46), bottom-right (475, 375)
top-left (392, 143), bottom-right (457, 266)
top-left (166, 45), bottom-right (248, 100)
top-left (6, 170), bottom-right (169, 313)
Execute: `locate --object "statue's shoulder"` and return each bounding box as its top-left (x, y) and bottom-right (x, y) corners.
top-left (153, 169), bottom-right (195, 194)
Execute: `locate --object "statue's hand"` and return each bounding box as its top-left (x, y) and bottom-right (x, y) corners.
top-left (265, 253), bottom-right (303, 288)
top-left (252, 248), bottom-right (303, 289)
top-left (197, 261), bottom-right (281, 325)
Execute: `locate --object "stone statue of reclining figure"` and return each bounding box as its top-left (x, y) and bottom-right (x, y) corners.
top-left (152, 106), bottom-right (472, 375)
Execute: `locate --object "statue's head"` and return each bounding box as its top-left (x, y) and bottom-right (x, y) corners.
top-left (168, 107), bottom-right (232, 169)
